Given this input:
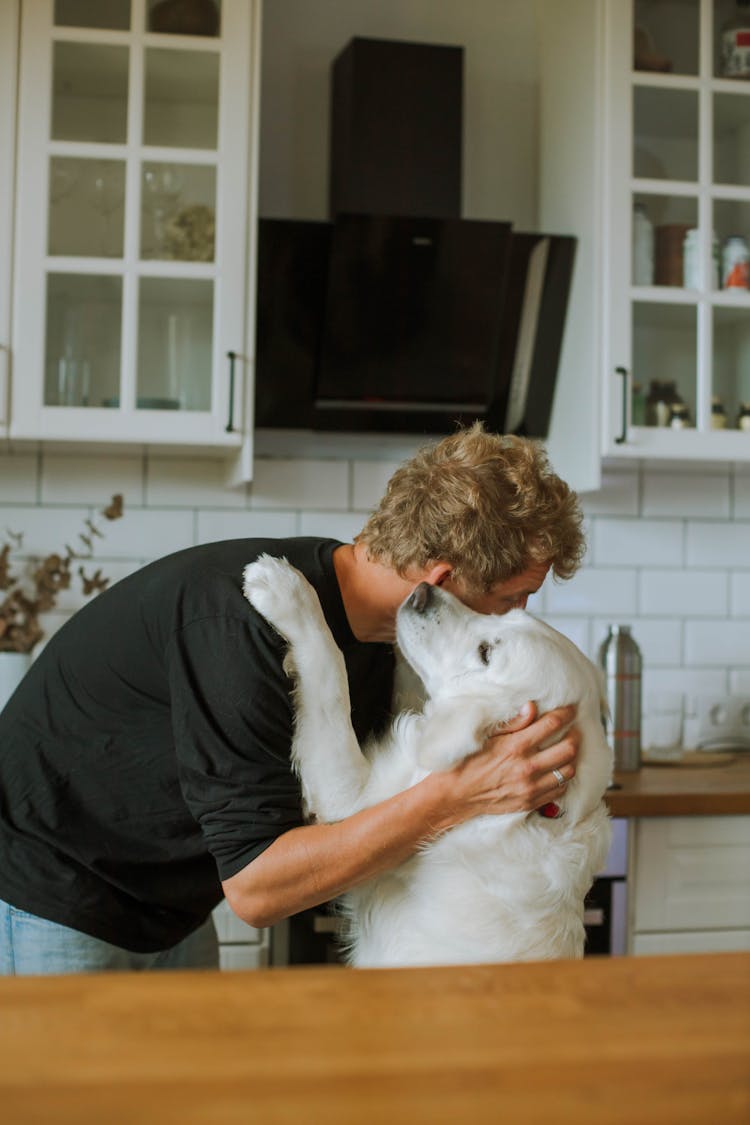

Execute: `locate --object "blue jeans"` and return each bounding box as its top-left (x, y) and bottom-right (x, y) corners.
top-left (0, 898), bottom-right (219, 975)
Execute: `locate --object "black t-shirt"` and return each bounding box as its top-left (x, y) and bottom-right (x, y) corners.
top-left (0, 537), bottom-right (394, 952)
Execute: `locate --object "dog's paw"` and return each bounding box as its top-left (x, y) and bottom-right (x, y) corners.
top-left (243, 555), bottom-right (324, 640)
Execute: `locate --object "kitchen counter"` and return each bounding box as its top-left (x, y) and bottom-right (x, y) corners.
top-left (605, 753), bottom-right (750, 817)
top-left (0, 953), bottom-right (748, 1124)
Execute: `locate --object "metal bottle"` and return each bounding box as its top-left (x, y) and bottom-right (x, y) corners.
top-left (599, 625), bottom-right (642, 772)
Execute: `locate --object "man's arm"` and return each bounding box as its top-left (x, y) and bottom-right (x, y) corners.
top-left (222, 703), bottom-right (578, 928)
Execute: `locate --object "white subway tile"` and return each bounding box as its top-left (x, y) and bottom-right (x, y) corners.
top-left (730, 669), bottom-right (750, 694)
top-left (93, 508), bottom-right (194, 560)
top-left (544, 568), bottom-right (637, 617)
top-left (592, 617), bottom-right (682, 667)
top-left (643, 459), bottom-right (729, 476)
top-left (0, 505), bottom-right (89, 558)
top-left (540, 615), bottom-right (591, 657)
top-left (41, 454), bottom-right (143, 506)
top-left (579, 517), bottom-right (594, 566)
top-left (644, 666), bottom-right (728, 699)
top-left (524, 587), bottom-right (546, 615)
top-left (685, 620), bottom-right (750, 666)
top-left (592, 617), bottom-right (680, 666)
top-left (196, 509), bottom-right (297, 544)
top-left (686, 521), bottom-right (750, 567)
top-left (592, 518), bottom-right (683, 566)
top-left (640, 569), bottom-right (729, 617)
top-left (351, 460), bottom-right (401, 511)
top-left (146, 458), bottom-right (246, 508)
top-left (298, 511), bottom-right (365, 541)
top-left (251, 459), bottom-right (348, 510)
top-left (730, 572), bottom-right (750, 616)
top-left (579, 469), bottom-right (639, 516)
top-left (50, 559), bottom-right (143, 612)
top-left (642, 470), bottom-right (730, 518)
top-left (0, 452), bottom-right (38, 502)
top-left (735, 470), bottom-right (750, 518)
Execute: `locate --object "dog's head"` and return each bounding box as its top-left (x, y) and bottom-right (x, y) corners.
top-left (397, 582), bottom-right (575, 704)
top-left (396, 583), bottom-right (612, 819)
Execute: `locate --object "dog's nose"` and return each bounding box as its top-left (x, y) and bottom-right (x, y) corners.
top-left (408, 582), bottom-right (434, 614)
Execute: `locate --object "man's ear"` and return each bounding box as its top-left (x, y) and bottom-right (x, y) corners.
top-left (422, 561), bottom-right (453, 588)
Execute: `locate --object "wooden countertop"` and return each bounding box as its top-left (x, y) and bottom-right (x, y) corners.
top-left (605, 753), bottom-right (750, 817)
top-left (0, 953), bottom-right (748, 1124)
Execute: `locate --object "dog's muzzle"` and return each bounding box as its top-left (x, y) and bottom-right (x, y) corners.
top-left (407, 583), bottom-right (434, 614)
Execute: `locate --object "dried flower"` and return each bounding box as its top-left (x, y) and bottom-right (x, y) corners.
top-left (0, 495), bottom-right (124, 654)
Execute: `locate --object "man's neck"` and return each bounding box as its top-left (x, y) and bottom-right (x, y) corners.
top-left (333, 542), bottom-right (418, 644)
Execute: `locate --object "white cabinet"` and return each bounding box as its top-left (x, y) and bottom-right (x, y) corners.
top-left (0, 1), bottom-right (18, 433)
top-left (540, 0), bottom-right (750, 492)
top-left (212, 899), bottom-right (270, 971)
top-left (8, 0), bottom-right (259, 468)
top-left (631, 815), bottom-right (750, 954)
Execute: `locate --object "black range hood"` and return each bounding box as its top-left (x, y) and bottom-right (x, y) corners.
top-left (254, 36), bottom-right (575, 439)
top-left (254, 213), bottom-right (576, 438)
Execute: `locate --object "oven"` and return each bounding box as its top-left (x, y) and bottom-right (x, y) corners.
top-left (584, 818), bottom-right (629, 956)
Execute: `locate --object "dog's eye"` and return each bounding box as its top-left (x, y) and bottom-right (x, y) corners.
top-left (478, 642), bottom-right (492, 665)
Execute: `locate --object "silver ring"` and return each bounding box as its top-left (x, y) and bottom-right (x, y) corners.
top-left (552, 768), bottom-right (566, 788)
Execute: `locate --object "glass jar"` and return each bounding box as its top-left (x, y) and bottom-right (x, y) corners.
top-left (669, 402), bottom-right (691, 429)
top-left (682, 228), bottom-right (721, 288)
top-left (721, 0), bottom-right (750, 79)
top-left (722, 235), bottom-right (750, 289)
top-left (711, 395), bottom-right (727, 429)
top-left (632, 202), bottom-right (654, 285)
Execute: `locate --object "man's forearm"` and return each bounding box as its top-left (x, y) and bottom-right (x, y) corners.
top-left (222, 770), bottom-right (456, 928)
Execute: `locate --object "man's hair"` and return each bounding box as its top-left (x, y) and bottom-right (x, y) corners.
top-left (356, 423), bottom-right (585, 592)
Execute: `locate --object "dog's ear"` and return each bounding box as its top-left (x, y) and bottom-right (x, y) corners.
top-left (415, 697), bottom-right (498, 772)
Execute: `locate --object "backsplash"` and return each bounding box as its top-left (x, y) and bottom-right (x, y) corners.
top-left (1, 446), bottom-right (748, 721)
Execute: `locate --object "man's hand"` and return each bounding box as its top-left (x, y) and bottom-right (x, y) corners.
top-left (436, 703), bottom-right (579, 825)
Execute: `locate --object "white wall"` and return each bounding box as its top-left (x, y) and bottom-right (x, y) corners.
top-left (2, 448), bottom-right (748, 741)
top-left (258, 0), bottom-right (540, 227)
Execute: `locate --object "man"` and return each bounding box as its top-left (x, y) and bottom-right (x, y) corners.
top-left (0, 425), bottom-right (584, 974)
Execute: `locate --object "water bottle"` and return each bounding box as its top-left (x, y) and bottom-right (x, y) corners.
top-left (599, 625), bottom-right (642, 772)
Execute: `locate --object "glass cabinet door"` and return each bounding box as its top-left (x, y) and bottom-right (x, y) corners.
top-left (625, 0), bottom-right (750, 441)
top-left (13, 0), bottom-right (254, 445)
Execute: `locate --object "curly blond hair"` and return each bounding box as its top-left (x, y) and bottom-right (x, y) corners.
top-left (356, 423), bottom-right (585, 593)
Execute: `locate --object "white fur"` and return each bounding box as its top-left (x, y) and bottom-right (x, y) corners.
top-left (243, 555), bottom-right (613, 968)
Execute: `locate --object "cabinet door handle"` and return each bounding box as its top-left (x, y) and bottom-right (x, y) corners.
top-left (226, 350), bottom-right (237, 433)
top-left (615, 366), bottom-right (629, 444)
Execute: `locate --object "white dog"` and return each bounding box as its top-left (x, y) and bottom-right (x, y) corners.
top-left (243, 556), bottom-right (613, 968)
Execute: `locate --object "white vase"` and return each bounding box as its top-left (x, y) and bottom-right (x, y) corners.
top-left (0, 652), bottom-right (32, 710)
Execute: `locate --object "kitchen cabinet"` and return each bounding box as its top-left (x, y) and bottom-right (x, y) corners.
top-left (631, 814), bottom-right (750, 954)
top-left (540, 0), bottom-right (750, 492)
top-left (212, 899), bottom-right (270, 970)
top-left (0, 2), bottom-right (18, 433)
top-left (8, 0), bottom-right (259, 473)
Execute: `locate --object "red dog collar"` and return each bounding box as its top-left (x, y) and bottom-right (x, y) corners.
top-left (539, 802), bottom-right (562, 819)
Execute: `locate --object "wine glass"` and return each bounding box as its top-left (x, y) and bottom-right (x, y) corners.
top-left (85, 161), bottom-right (125, 257)
top-left (142, 164), bottom-right (184, 257)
